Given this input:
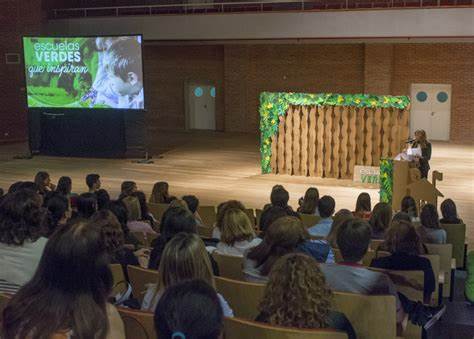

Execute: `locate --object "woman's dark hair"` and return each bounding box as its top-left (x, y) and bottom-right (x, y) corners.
top-left (96, 189), bottom-right (111, 210)
top-left (133, 191), bottom-right (149, 218)
top-left (384, 220), bottom-right (423, 255)
top-left (1, 220), bottom-right (113, 339)
top-left (34, 171), bottom-right (50, 193)
top-left (9, 181), bottom-right (38, 194)
top-left (392, 212), bottom-right (412, 223)
top-left (119, 181), bottom-right (137, 199)
top-left (106, 200), bottom-right (131, 235)
top-left (182, 195), bottom-right (199, 214)
top-left (259, 205), bottom-right (296, 236)
top-left (420, 204), bottom-right (440, 229)
top-left (76, 193), bottom-right (97, 219)
top-left (0, 189), bottom-right (45, 245)
top-left (355, 192), bottom-right (371, 213)
top-left (401, 196), bottom-right (418, 218)
top-left (337, 218), bottom-right (371, 262)
top-left (318, 196), bottom-right (336, 218)
top-left (369, 202), bottom-right (392, 235)
top-left (270, 185), bottom-right (289, 208)
top-left (43, 192), bottom-right (69, 237)
top-left (440, 199), bottom-right (461, 224)
top-left (154, 279), bottom-right (223, 339)
top-left (160, 206), bottom-right (197, 241)
top-left (56, 176), bottom-right (72, 196)
top-left (298, 187), bottom-right (319, 214)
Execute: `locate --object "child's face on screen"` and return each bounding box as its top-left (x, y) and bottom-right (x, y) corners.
top-left (107, 70), bottom-right (140, 96)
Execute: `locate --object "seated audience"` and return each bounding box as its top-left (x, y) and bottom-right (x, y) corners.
top-left (154, 280), bottom-right (224, 339)
top-left (439, 198), bottom-right (463, 224)
top-left (149, 181), bottom-right (176, 204)
top-left (56, 176), bottom-right (72, 196)
top-left (0, 190), bottom-right (48, 293)
top-left (267, 184), bottom-right (290, 210)
top-left (43, 191), bottom-right (70, 237)
top-left (401, 196), bottom-right (419, 223)
top-left (107, 200), bottom-right (141, 249)
top-left (244, 216), bottom-right (333, 282)
top-left (34, 171), bottom-right (55, 195)
top-left (1, 220), bottom-right (125, 339)
top-left (369, 202), bottom-right (392, 239)
top-left (257, 253), bottom-right (355, 339)
top-left (96, 188), bottom-right (111, 210)
top-left (86, 173), bottom-right (101, 193)
top-left (212, 200), bottom-right (246, 239)
top-left (326, 209), bottom-right (353, 248)
top-left (182, 194), bottom-right (203, 225)
top-left (8, 181), bottom-right (38, 194)
top-left (258, 205), bottom-right (299, 237)
top-left (308, 195), bottom-right (335, 237)
top-left (371, 220), bottom-right (435, 304)
top-left (297, 187), bottom-right (320, 215)
top-left (215, 208), bottom-right (261, 256)
top-left (119, 180), bottom-right (137, 200)
top-left (75, 192), bottom-right (98, 219)
top-left (134, 190), bottom-right (157, 226)
top-left (143, 232), bottom-right (233, 317)
top-left (418, 204), bottom-right (447, 244)
top-left (353, 192), bottom-right (371, 220)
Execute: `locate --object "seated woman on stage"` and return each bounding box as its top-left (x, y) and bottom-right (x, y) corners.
top-left (439, 198), bottom-right (463, 224)
top-left (297, 187), bottom-right (320, 215)
top-left (353, 192), bottom-right (371, 220)
top-left (418, 204), bottom-right (447, 244)
top-left (411, 129), bottom-right (432, 179)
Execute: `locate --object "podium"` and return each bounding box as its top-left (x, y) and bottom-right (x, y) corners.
top-left (392, 160), bottom-right (417, 211)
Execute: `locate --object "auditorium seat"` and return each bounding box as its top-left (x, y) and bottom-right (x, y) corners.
top-left (256, 208), bottom-right (263, 227)
top-left (440, 223), bottom-right (466, 269)
top-left (117, 307), bottom-right (156, 339)
top-left (127, 266), bottom-right (159, 303)
top-left (147, 203), bottom-right (169, 222)
top-left (197, 225), bottom-right (214, 238)
top-left (212, 252), bottom-right (245, 280)
top-left (224, 317), bottom-right (349, 339)
top-left (425, 243), bottom-right (455, 300)
top-left (299, 213), bottom-right (320, 228)
top-left (244, 208), bottom-right (256, 226)
top-left (110, 263), bottom-right (128, 297)
top-left (197, 205), bottom-right (217, 227)
top-left (370, 239), bottom-right (385, 250)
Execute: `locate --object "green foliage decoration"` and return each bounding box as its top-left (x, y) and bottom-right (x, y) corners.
top-left (379, 158), bottom-right (394, 204)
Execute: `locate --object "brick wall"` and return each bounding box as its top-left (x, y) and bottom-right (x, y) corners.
top-left (364, 44), bottom-right (394, 95)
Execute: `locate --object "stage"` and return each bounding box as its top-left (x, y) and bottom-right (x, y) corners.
top-left (0, 132), bottom-right (472, 248)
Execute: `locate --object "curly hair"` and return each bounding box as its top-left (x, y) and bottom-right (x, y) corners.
top-left (258, 253), bottom-right (332, 329)
top-left (91, 209), bottom-right (124, 254)
top-left (0, 190), bottom-right (45, 245)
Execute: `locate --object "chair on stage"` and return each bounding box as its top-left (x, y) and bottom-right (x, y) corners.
top-left (197, 205), bottom-right (217, 227)
top-left (118, 307), bottom-right (156, 339)
top-left (127, 265), bottom-right (159, 304)
top-left (212, 252), bottom-right (245, 281)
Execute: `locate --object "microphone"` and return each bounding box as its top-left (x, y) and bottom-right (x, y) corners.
top-left (405, 138), bottom-right (415, 144)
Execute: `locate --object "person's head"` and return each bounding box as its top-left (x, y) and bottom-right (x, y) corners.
top-left (420, 204), bottom-right (440, 229)
top-left (220, 208), bottom-right (255, 246)
top-left (440, 199), bottom-right (459, 222)
top-left (2, 220), bottom-right (113, 339)
top-left (34, 171), bottom-right (51, 192)
top-left (270, 185), bottom-right (289, 208)
top-left (258, 205), bottom-right (297, 236)
top-left (248, 216), bottom-right (308, 276)
top-left (0, 189), bottom-right (45, 246)
top-left (318, 195), bottom-right (336, 218)
top-left (215, 200), bottom-right (246, 230)
top-left (76, 192), bottom-right (98, 219)
top-left (158, 233), bottom-right (214, 291)
top-left (86, 174), bottom-right (101, 191)
top-left (160, 206), bottom-right (197, 242)
top-left (355, 192), bottom-right (371, 213)
top-left (105, 38), bottom-right (143, 97)
top-left (401, 196), bottom-right (418, 218)
top-left (120, 181), bottom-right (137, 199)
top-left (91, 209), bottom-right (124, 255)
top-left (151, 181), bottom-right (170, 203)
top-left (56, 176), bottom-right (72, 196)
top-left (106, 200), bottom-right (130, 235)
top-left (336, 218), bottom-right (371, 262)
top-left (299, 187), bottom-right (319, 214)
top-left (154, 280), bottom-right (223, 339)
top-left (121, 196), bottom-right (142, 221)
top-left (133, 191), bottom-right (149, 218)
top-left (182, 195), bottom-right (199, 214)
top-left (96, 189), bottom-right (111, 210)
top-left (415, 129), bottom-right (427, 144)
top-left (369, 202), bottom-right (392, 235)
top-left (392, 212), bottom-right (412, 223)
top-left (259, 253), bottom-right (331, 329)
top-left (326, 209), bottom-right (354, 248)
top-left (384, 220), bottom-right (422, 255)
top-left (43, 192), bottom-right (70, 237)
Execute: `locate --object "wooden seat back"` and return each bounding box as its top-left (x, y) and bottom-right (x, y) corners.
top-left (127, 265), bottom-right (159, 303)
top-left (117, 307), bottom-right (156, 339)
top-left (212, 251), bottom-right (245, 280)
top-left (198, 205), bottom-right (217, 227)
top-left (110, 263), bottom-right (128, 297)
top-left (425, 243), bottom-right (453, 298)
top-left (299, 213), bottom-right (320, 228)
top-left (148, 203), bottom-right (169, 222)
top-left (440, 223), bottom-right (466, 268)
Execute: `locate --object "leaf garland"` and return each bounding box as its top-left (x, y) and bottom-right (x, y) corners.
top-left (379, 158), bottom-right (394, 204)
top-left (259, 92), bottom-right (410, 174)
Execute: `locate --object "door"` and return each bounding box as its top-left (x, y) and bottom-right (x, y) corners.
top-left (187, 83), bottom-right (216, 130)
top-left (410, 84), bottom-right (451, 141)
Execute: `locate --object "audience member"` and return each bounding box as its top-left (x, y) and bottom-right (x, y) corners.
top-left (213, 200), bottom-right (246, 239)
top-left (326, 209), bottom-right (354, 248)
top-left (96, 189), bottom-right (111, 210)
top-left (119, 181), bottom-right (137, 200)
top-left (258, 205), bottom-right (299, 237)
top-left (392, 212), bottom-right (412, 223)
top-left (1, 220), bottom-right (125, 339)
top-left (75, 192), bottom-right (98, 219)
top-left (215, 208), bottom-right (261, 256)
top-left (308, 195), bottom-right (335, 237)
top-left (439, 198), bottom-right (463, 224)
top-left (244, 216), bottom-right (333, 282)
top-left (418, 204), bottom-right (447, 244)
top-left (0, 189), bottom-right (48, 293)
top-left (297, 187), bottom-right (319, 215)
top-left (106, 200), bottom-right (141, 249)
top-left (182, 194), bottom-right (203, 225)
top-left (134, 190), bottom-right (157, 226)
top-left (34, 171), bottom-right (55, 195)
top-left (257, 253), bottom-right (355, 339)
top-left (43, 191), bottom-right (70, 237)
top-left (353, 192), bottom-right (371, 220)
top-left (401, 196), bottom-right (419, 222)
top-left (154, 280), bottom-right (223, 339)
top-left (149, 181), bottom-right (176, 204)
top-left (269, 184), bottom-right (290, 209)
top-left (8, 181), bottom-right (38, 194)
top-left (143, 232), bottom-right (233, 316)
top-left (56, 176), bottom-right (72, 196)
top-left (86, 173), bottom-right (101, 193)
top-left (369, 202), bottom-right (392, 239)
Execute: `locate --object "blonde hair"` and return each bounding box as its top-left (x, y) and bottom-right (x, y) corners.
top-left (259, 253), bottom-right (331, 329)
top-left (220, 208), bottom-right (255, 246)
top-left (158, 232), bottom-right (215, 292)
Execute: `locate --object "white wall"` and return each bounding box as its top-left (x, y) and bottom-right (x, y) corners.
top-left (47, 8), bottom-right (474, 40)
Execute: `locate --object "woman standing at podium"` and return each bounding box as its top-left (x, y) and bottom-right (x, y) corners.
top-left (412, 129), bottom-right (432, 179)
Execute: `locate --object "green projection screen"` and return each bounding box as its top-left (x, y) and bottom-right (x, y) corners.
top-left (23, 36), bottom-right (144, 109)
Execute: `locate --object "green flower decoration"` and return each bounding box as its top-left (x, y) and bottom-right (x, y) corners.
top-left (379, 158), bottom-right (394, 204)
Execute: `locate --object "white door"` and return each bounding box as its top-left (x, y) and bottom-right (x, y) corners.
top-left (410, 84), bottom-right (451, 141)
top-left (187, 84), bottom-right (216, 130)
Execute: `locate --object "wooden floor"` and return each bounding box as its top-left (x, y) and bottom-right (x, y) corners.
top-left (0, 132), bottom-right (472, 248)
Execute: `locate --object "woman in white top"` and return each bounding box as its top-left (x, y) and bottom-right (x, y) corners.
top-left (216, 208), bottom-right (261, 256)
top-left (142, 232), bottom-right (233, 317)
top-left (0, 189), bottom-right (48, 287)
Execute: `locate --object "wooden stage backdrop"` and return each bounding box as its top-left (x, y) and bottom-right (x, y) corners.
top-left (259, 93), bottom-right (411, 179)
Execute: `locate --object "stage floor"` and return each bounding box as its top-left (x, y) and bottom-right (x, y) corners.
top-left (0, 132), bottom-right (472, 248)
